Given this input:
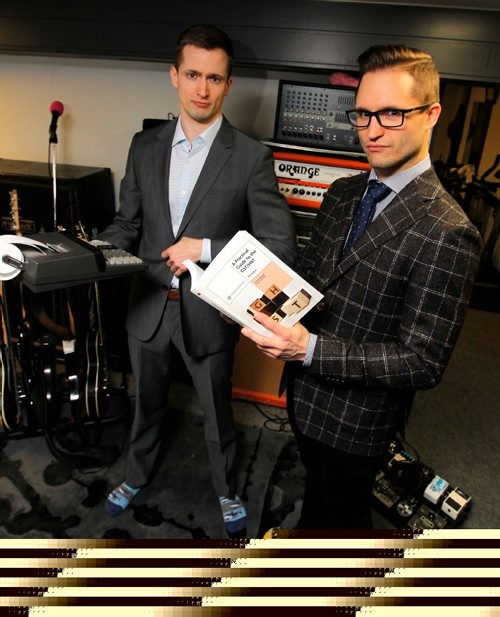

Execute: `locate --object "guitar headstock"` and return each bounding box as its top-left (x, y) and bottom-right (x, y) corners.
top-left (9, 189), bottom-right (21, 236)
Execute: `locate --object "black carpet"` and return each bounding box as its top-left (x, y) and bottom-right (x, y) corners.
top-left (0, 395), bottom-right (291, 539)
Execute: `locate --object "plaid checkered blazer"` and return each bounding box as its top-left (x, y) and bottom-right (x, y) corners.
top-left (288, 167), bottom-right (481, 457)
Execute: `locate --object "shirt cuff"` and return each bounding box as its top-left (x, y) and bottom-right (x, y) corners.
top-left (303, 333), bottom-right (317, 367)
top-left (201, 238), bottom-right (211, 263)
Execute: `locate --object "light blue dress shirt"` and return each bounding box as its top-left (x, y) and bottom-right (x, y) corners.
top-left (168, 116), bottom-right (222, 287)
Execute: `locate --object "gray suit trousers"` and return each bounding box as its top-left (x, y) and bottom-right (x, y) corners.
top-left (126, 299), bottom-right (237, 498)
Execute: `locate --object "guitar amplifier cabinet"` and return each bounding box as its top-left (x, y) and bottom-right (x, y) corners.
top-left (270, 146), bottom-right (370, 248)
top-left (0, 158), bottom-right (115, 235)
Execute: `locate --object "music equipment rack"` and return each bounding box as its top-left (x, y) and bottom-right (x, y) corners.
top-left (0, 162), bottom-right (139, 457)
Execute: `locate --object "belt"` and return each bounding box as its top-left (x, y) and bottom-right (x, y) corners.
top-left (167, 288), bottom-right (180, 301)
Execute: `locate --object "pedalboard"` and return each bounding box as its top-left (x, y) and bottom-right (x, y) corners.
top-left (372, 439), bottom-right (472, 529)
top-left (274, 81), bottom-right (363, 153)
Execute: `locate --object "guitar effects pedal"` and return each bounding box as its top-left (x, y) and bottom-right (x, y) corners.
top-left (408, 503), bottom-right (448, 530)
top-left (441, 487), bottom-right (471, 521)
top-left (424, 475), bottom-right (449, 505)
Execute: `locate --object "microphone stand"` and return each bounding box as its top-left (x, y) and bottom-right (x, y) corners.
top-left (49, 128), bottom-right (58, 232)
top-left (46, 112), bottom-right (83, 454)
top-left (48, 122), bottom-right (60, 328)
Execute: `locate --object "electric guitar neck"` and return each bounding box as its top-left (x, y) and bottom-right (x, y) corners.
top-left (78, 223), bottom-right (110, 421)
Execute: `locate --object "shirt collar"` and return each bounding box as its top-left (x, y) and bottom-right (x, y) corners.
top-left (369, 155), bottom-right (431, 194)
top-left (172, 115), bottom-right (223, 150)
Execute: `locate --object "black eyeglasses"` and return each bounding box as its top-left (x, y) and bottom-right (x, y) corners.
top-left (346, 104), bottom-right (433, 128)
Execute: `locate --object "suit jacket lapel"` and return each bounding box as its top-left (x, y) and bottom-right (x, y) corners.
top-left (174, 117), bottom-right (233, 239)
top-left (300, 173), bottom-right (368, 290)
top-left (330, 168), bottom-right (438, 284)
top-left (311, 173), bottom-right (366, 289)
top-left (330, 174), bottom-right (367, 264)
top-left (153, 120), bottom-right (176, 237)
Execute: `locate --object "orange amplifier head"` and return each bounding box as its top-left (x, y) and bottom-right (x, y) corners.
top-left (273, 151), bottom-right (370, 209)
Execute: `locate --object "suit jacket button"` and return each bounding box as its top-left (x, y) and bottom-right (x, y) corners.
top-left (317, 302), bottom-right (326, 311)
top-left (161, 284), bottom-right (168, 291)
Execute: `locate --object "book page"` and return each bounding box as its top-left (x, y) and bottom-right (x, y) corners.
top-left (184, 231), bottom-right (323, 336)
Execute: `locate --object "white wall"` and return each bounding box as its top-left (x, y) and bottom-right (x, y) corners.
top-left (0, 55), bottom-right (326, 207)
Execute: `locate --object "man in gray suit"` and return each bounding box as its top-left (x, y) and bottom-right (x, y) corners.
top-left (242, 45), bottom-right (481, 528)
top-left (101, 24), bottom-right (296, 535)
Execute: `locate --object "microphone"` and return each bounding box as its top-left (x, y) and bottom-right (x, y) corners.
top-left (49, 100), bottom-right (64, 143)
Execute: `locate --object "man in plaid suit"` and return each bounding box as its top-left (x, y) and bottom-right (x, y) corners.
top-left (242, 45), bottom-right (481, 528)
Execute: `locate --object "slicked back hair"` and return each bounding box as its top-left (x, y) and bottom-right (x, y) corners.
top-left (357, 44), bottom-right (440, 103)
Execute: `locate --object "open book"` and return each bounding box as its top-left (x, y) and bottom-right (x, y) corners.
top-left (183, 231), bottom-right (323, 337)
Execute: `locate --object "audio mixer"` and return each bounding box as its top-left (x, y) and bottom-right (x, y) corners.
top-left (274, 81), bottom-right (363, 153)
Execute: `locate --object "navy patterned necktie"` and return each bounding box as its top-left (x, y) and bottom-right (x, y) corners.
top-left (344, 180), bottom-right (391, 252)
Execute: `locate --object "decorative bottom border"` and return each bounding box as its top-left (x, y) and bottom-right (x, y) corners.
top-left (0, 529), bottom-right (498, 614)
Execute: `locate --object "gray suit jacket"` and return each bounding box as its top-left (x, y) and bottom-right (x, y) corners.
top-left (101, 117), bottom-right (296, 357)
top-left (289, 167), bottom-right (481, 457)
